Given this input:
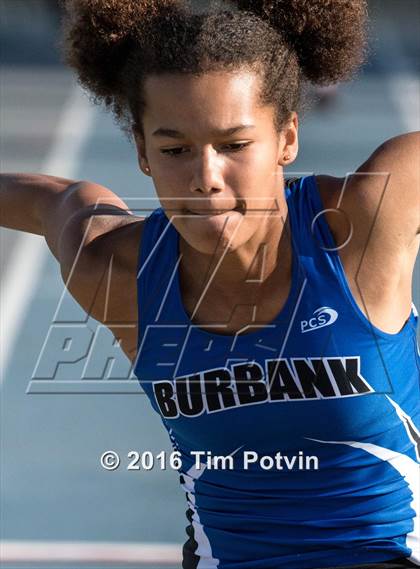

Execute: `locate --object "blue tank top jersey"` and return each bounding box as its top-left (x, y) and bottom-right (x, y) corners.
top-left (133, 175), bottom-right (420, 569)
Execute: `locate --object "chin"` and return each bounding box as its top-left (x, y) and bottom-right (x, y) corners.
top-left (178, 212), bottom-right (247, 255)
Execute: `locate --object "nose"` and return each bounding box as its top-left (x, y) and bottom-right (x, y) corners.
top-left (189, 146), bottom-right (225, 195)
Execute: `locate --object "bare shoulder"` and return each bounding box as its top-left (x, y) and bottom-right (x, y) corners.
top-left (314, 135), bottom-right (419, 333)
top-left (45, 180), bottom-right (141, 265)
top-left (316, 132), bottom-right (420, 255)
top-left (343, 132), bottom-right (419, 249)
top-left (51, 180), bottom-right (148, 361)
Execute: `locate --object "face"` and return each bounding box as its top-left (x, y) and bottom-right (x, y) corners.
top-left (135, 70), bottom-right (298, 256)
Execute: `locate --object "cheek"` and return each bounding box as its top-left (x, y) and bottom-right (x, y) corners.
top-left (154, 181), bottom-right (185, 215)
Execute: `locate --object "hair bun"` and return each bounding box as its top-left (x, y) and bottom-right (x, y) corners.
top-left (234, 0), bottom-right (369, 84)
top-left (62, 0), bottom-right (183, 96)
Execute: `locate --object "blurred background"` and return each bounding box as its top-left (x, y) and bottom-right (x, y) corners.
top-left (1, 0), bottom-right (419, 567)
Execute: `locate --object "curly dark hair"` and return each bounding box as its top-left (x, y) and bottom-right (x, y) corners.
top-left (61, 0), bottom-right (369, 139)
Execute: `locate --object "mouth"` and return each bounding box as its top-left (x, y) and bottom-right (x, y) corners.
top-left (186, 206), bottom-right (243, 216)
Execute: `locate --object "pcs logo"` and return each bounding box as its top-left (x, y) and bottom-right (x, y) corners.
top-left (300, 307), bottom-right (338, 334)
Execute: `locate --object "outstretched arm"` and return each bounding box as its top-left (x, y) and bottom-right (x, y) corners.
top-left (1, 173), bottom-right (143, 332)
top-left (0, 173), bottom-right (135, 268)
top-left (0, 173), bottom-right (74, 236)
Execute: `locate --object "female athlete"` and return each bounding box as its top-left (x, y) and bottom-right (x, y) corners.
top-left (1, 1), bottom-right (419, 568)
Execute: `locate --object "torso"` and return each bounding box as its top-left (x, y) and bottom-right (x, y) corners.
top-left (75, 175), bottom-right (418, 367)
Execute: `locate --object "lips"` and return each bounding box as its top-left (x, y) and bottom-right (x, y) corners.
top-left (187, 206), bottom-right (242, 216)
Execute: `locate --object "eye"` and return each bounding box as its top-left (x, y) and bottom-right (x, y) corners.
top-left (220, 142), bottom-right (251, 152)
top-left (160, 147), bottom-right (187, 156)
top-left (160, 142), bottom-right (252, 157)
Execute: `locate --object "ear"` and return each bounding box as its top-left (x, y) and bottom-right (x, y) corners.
top-left (277, 112), bottom-right (299, 166)
top-left (133, 129), bottom-right (152, 176)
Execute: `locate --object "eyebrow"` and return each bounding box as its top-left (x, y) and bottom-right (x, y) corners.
top-left (152, 124), bottom-right (256, 138)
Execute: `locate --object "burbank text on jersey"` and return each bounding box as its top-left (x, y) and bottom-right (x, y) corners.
top-left (153, 356), bottom-right (373, 418)
top-left (134, 175), bottom-right (420, 569)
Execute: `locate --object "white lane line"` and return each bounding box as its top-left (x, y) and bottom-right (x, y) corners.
top-left (0, 83), bottom-right (95, 384)
top-left (0, 540), bottom-right (182, 567)
top-left (0, 540), bottom-right (182, 564)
